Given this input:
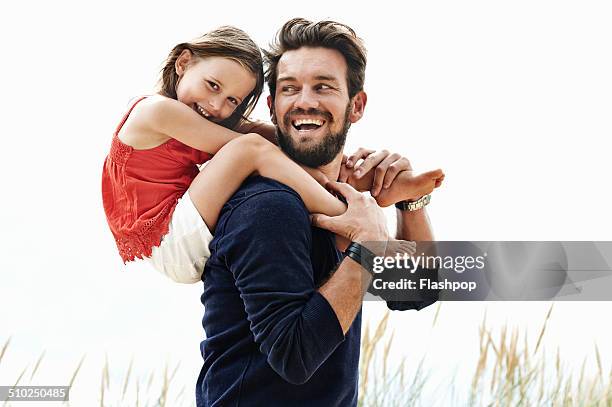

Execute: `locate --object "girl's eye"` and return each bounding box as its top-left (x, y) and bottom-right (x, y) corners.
top-left (208, 81), bottom-right (220, 91)
top-left (228, 97), bottom-right (238, 106)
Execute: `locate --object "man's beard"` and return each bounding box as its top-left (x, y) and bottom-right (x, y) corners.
top-left (275, 104), bottom-right (351, 168)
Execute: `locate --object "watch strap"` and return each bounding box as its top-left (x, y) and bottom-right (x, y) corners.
top-left (395, 194), bottom-right (431, 211)
top-left (343, 241), bottom-right (376, 275)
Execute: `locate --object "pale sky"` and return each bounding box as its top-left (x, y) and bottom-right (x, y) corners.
top-left (1, 1), bottom-right (611, 405)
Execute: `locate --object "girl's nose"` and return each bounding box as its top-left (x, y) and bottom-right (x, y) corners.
top-left (208, 97), bottom-right (222, 114)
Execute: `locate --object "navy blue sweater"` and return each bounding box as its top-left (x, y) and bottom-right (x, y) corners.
top-left (196, 177), bottom-right (361, 407)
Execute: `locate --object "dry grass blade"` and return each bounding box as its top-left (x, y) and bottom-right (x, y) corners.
top-left (68, 354), bottom-right (86, 388)
top-left (103, 353), bottom-right (110, 390)
top-left (30, 350), bottom-right (46, 381)
top-left (505, 328), bottom-right (519, 382)
top-left (146, 370), bottom-right (155, 393)
top-left (168, 361), bottom-right (181, 384)
top-left (594, 343), bottom-right (603, 384)
top-left (523, 330), bottom-right (529, 366)
top-left (159, 362), bottom-right (169, 407)
top-left (0, 336), bottom-right (11, 366)
top-left (383, 331), bottom-right (394, 376)
top-left (100, 369), bottom-right (105, 407)
top-left (432, 302), bottom-right (442, 328)
top-left (2, 365), bottom-right (28, 407)
top-left (373, 312), bottom-right (390, 341)
top-left (533, 303), bottom-right (553, 355)
top-left (13, 364), bottom-right (28, 387)
top-left (359, 312), bottom-right (390, 404)
top-left (121, 356), bottom-right (134, 401)
top-left (577, 357), bottom-right (587, 395)
top-left (486, 331), bottom-right (499, 358)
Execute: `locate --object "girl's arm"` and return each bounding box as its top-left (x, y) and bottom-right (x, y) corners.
top-left (138, 95), bottom-right (241, 154)
top-left (235, 120), bottom-right (277, 145)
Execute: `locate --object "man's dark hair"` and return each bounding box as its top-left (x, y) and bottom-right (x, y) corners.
top-left (264, 18), bottom-right (367, 101)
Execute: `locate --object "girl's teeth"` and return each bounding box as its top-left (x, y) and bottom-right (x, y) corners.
top-left (197, 105), bottom-right (209, 117)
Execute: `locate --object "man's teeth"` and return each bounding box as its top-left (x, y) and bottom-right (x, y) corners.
top-left (292, 118), bottom-right (324, 127)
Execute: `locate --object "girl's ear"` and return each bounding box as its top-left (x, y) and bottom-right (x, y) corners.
top-left (175, 49), bottom-right (192, 76)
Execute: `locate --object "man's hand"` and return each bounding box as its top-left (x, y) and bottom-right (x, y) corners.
top-left (341, 148), bottom-right (412, 197)
top-left (311, 181), bottom-right (388, 247)
top-left (339, 148), bottom-right (444, 208)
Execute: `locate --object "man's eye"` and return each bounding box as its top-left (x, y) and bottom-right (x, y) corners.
top-left (317, 84), bottom-right (332, 91)
top-left (282, 86), bottom-right (297, 92)
top-left (208, 81), bottom-right (220, 91)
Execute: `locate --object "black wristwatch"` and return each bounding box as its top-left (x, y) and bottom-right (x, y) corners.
top-left (343, 241), bottom-right (376, 275)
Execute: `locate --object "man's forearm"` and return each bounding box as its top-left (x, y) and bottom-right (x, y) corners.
top-left (395, 208), bottom-right (434, 241)
top-left (318, 257), bottom-right (372, 334)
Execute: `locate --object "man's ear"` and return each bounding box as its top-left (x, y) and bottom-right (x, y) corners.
top-left (348, 91), bottom-right (367, 123)
top-left (267, 95), bottom-right (277, 124)
top-left (175, 49), bottom-right (192, 76)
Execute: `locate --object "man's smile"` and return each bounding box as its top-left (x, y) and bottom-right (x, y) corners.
top-left (285, 109), bottom-right (333, 137)
top-left (291, 117), bottom-right (326, 134)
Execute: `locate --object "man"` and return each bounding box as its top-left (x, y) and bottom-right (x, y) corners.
top-left (196, 18), bottom-right (436, 407)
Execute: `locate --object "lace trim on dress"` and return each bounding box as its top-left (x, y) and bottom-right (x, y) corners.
top-left (115, 195), bottom-right (180, 263)
top-left (109, 134), bottom-right (133, 166)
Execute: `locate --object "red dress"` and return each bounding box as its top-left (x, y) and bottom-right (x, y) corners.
top-left (102, 97), bottom-right (213, 262)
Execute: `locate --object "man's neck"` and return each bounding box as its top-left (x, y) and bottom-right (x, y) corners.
top-left (317, 154), bottom-right (343, 183)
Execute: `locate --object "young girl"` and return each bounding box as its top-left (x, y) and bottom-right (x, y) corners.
top-left (102, 26), bottom-right (443, 284)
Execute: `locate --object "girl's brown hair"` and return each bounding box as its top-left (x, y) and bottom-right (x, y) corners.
top-left (159, 26), bottom-right (264, 130)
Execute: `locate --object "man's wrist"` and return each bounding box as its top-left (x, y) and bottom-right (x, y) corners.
top-left (343, 242), bottom-right (377, 275)
top-left (395, 194), bottom-right (431, 212)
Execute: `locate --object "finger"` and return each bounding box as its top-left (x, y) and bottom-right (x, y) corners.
top-left (346, 148), bottom-right (375, 169)
top-left (324, 181), bottom-right (362, 202)
top-left (371, 165), bottom-right (389, 197)
top-left (354, 149), bottom-right (389, 178)
top-left (369, 153), bottom-right (399, 190)
top-left (338, 163), bottom-right (352, 183)
top-left (311, 213), bottom-right (341, 235)
top-left (382, 163), bottom-right (403, 189)
top-left (393, 157), bottom-right (412, 172)
top-left (371, 153), bottom-right (400, 196)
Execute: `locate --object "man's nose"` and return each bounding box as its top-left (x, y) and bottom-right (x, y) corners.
top-left (293, 88), bottom-right (319, 110)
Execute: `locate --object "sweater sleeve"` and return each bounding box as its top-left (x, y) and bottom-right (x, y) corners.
top-left (216, 189), bottom-right (346, 385)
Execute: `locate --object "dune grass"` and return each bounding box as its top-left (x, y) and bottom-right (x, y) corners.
top-left (358, 303), bottom-right (612, 407)
top-left (1, 304), bottom-right (610, 406)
